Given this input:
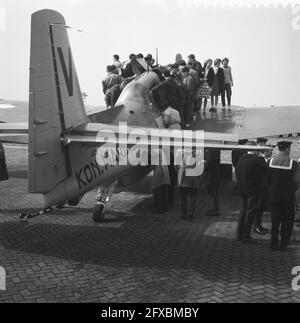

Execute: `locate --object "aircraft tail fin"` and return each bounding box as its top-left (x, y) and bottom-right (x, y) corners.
top-left (29, 9), bottom-right (89, 194)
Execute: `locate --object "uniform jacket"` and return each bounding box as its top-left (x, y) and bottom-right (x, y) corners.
top-left (267, 155), bottom-right (299, 203)
top-left (236, 153), bottom-right (267, 196)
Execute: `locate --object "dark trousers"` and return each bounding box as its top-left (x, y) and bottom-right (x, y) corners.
top-left (207, 184), bottom-right (220, 215)
top-left (180, 187), bottom-right (198, 219)
top-left (168, 163), bottom-right (177, 208)
top-left (237, 194), bottom-right (260, 241)
top-left (154, 185), bottom-right (169, 213)
top-left (256, 188), bottom-right (269, 228)
top-left (184, 93), bottom-right (194, 125)
top-left (270, 202), bottom-right (295, 248)
top-left (221, 83), bottom-right (232, 107)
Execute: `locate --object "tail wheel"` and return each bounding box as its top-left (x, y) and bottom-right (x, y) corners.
top-left (93, 204), bottom-right (105, 223)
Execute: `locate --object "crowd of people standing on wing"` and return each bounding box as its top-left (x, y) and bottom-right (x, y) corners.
top-left (102, 53), bottom-right (234, 129)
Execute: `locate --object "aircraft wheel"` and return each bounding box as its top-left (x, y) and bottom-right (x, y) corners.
top-left (93, 204), bottom-right (105, 223)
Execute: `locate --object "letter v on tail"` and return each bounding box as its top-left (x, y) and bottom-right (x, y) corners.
top-left (57, 47), bottom-right (74, 97)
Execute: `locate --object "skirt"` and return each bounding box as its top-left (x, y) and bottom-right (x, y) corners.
top-left (198, 81), bottom-right (211, 99)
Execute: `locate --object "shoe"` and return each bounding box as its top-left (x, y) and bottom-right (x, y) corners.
top-left (222, 107), bottom-right (225, 111)
top-left (243, 238), bottom-right (258, 244)
top-left (253, 227), bottom-right (267, 235)
top-left (209, 108), bottom-right (214, 112)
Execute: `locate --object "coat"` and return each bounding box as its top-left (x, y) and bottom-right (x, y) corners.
top-left (267, 156), bottom-right (299, 204)
top-left (236, 153), bottom-right (267, 196)
top-left (151, 78), bottom-right (182, 107)
top-left (203, 149), bottom-right (221, 188)
top-left (207, 67), bottom-right (225, 91)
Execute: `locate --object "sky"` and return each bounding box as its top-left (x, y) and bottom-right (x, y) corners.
top-left (0, 0), bottom-right (299, 107)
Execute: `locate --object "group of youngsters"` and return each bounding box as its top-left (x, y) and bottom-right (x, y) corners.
top-left (102, 53), bottom-right (234, 129)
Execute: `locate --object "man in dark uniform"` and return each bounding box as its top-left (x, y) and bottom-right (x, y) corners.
top-left (253, 138), bottom-right (271, 234)
top-left (232, 139), bottom-right (248, 191)
top-left (268, 141), bottom-right (299, 251)
top-left (203, 149), bottom-right (221, 217)
top-left (236, 141), bottom-right (267, 244)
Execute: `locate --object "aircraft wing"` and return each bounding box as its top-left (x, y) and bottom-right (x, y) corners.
top-left (193, 106), bottom-right (300, 139)
top-left (62, 122), bottom-right (271, 152)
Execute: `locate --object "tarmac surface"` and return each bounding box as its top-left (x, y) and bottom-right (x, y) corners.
top-left (0, 144), bottom-right (300, 303)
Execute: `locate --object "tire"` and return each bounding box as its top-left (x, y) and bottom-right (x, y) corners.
top-left (93, 204), bottom-right (105, 223)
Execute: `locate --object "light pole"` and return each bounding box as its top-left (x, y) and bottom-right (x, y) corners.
top-left (155, 47), bottom-right (159, 66)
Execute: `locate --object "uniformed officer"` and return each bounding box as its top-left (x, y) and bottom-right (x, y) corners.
top-left (236, 141), bottom-right (267, 244)
top-left (253, 138), bottom-right (272, 234)
top-left (203, 148), bottom-right (221, 217)
top-left (268, 141), bottom-right (300, 251)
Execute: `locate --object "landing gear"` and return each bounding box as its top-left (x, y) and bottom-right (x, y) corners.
top-left (93, 203), bottom-right (105, 223)
top-left (93, 180), bottom-right (119, 223)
